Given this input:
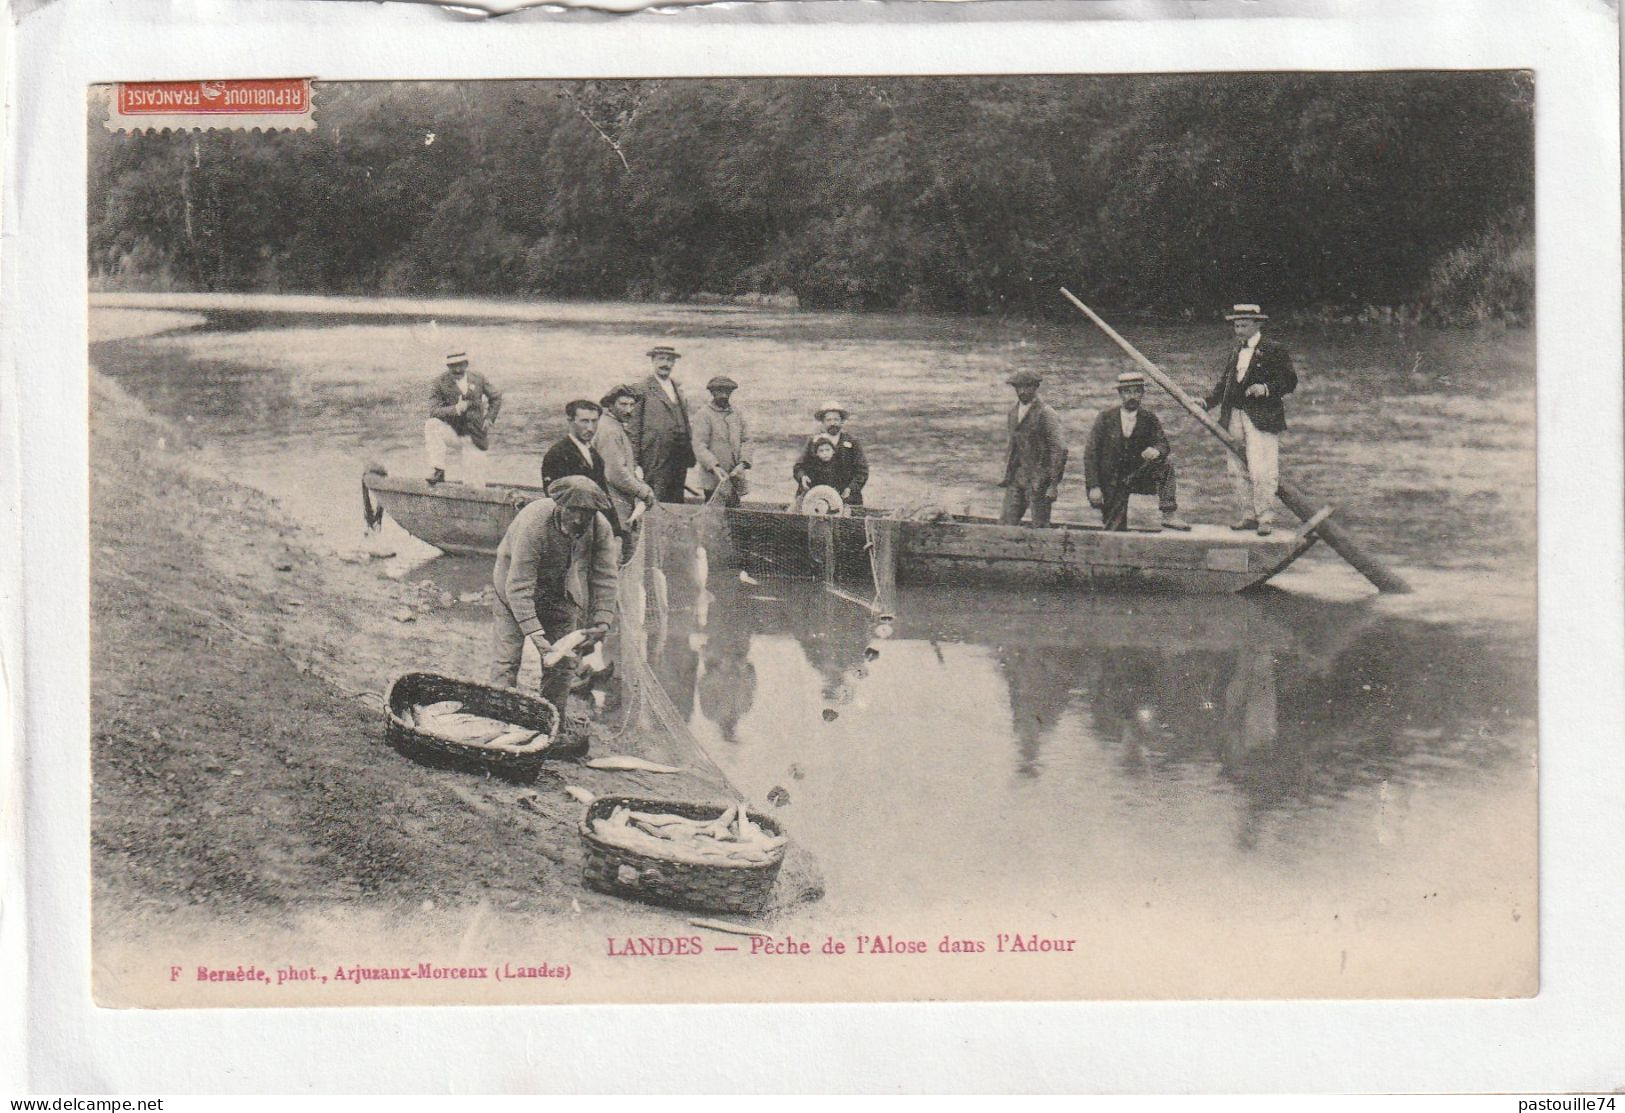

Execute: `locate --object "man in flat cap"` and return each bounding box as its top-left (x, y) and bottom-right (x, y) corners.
top-left (596, 384), bottom-right (656, 563)
top-left (424, 350), bottom-right (503, 485)
top-left (629, 345), bottom-right (695, 504)
top-left (1203, 304), bottom-right (1298, 535)
top-left (999, 370), bottom-right (1067, 527)
top-left (1084, 371), bottom-right (1190, 531)
top-left (793, 402), bottom-right (869, 508)
top-left (692, 375), bottom-right (752, 507)
top-left (490, 474), bottom-right (620, 719)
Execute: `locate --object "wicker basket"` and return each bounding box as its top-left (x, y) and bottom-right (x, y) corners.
top-left (384, 672), bottom-right (582, 781)
top-left (579, 796), bottom-right (787, 915)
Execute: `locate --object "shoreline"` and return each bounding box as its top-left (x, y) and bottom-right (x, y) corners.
top-left (89, 365), bottom-right (822, 1001)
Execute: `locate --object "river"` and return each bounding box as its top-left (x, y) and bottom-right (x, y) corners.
top-left (90, 295), bottom-right (1537, 997)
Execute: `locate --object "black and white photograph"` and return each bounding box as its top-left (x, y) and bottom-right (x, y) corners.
top-left (79, 69), bottom-right (1550, 1008)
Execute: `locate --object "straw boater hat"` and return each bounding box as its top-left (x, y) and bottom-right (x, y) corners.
top-left (1223, 304), bottom-right (1270, 321)
top-left (1006, 370), bottom-right (1042, 387)
top-left (445, 350), bottom-right (469, 367)
top-left (646, 345), bottom-right (681, 359)
top-left (813, 400), bottom-right (848, 419)
top-left (1116, 371), bottom-right (1147, 389)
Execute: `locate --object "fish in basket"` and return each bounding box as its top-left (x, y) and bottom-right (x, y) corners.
top-left (579, 796), bottom-right (789, 915)
top-left (384, 671), bottom-right (585, 780)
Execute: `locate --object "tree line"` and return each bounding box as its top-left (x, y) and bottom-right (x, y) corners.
top-left (88, 73), bottom-right (1534, 323)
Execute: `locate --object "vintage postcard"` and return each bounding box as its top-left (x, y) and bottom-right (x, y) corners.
top-left (83, 69), bottom-right (1541, 1009)
top-left (10, 0), bottom-right (1624, 1093)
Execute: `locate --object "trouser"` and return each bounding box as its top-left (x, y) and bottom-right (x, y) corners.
top-left (424, 418), bottom-right (487, 484)
top-left (1000, 485), bottom-right (1054, 527)
top-left (646, 458), bottom-right (689, 504)
top-left (1100, 460), bottom-right (1179, 525)
top-left (489, 589), bottom-right (580, 716)
top-left (1225, 410), bottom-right (1280, 524)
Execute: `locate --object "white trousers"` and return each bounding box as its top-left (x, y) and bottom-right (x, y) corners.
top-left (1225, 410), bottom-right (1279, 524)
top-left (424, 418), bottom-right (488, 485)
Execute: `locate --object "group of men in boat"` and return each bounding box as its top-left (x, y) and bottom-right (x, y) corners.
top-left (1001, 303), bottom-right (1297, 536)
top-left (424, 303), bottom-right (1295, 718)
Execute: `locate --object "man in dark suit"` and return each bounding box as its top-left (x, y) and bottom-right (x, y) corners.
top-left (424, 350), bottom-right (502, 485)
top-left (1084, 371), bottom-right (1190, 530)
top-left (1203, 304), bottom-right (1298, 535)
top-left (541, 399), bottom-right (622, 538)
top-left (628, 345), bottom-right (694, 504)
top-left (998, 370), bottom-right (1068, 527)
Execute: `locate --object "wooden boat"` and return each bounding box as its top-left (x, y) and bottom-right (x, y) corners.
top-left (361, 471), bottom-right (1321, 593)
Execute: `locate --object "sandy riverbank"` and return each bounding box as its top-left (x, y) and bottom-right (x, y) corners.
top-left (89, 367), bottom-right (821, 1005)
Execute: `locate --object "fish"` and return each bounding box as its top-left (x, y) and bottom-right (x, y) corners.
top-left (693, 545), bottom-right (710, 591)
top-left (585, 756), bottom-right (682, 774)
top-left (650, 567), bottom-right (670, 617)
top-left (416, 700), bottom-right (464, 718)
top-left (486, 728), bottom-right (541, 750)
top-left (739, 571), bottom-right (760, 585)
top-left (564, 785), bottom-right (596, 805)
top-left (542, 629), bottom-right (591, 668)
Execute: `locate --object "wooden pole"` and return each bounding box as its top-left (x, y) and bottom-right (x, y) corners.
top-left (1059, 288), bottom-right (1412, 594)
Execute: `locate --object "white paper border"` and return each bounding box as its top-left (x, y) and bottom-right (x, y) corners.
top-left (7, 0), bottom-right (1623, 1093)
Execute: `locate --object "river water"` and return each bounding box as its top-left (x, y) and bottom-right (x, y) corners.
top-left (90, 297), bottom-right (1537, 997)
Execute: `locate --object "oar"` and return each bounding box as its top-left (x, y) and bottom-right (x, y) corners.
top-left (1060, 288), bottom-right (1411, 594)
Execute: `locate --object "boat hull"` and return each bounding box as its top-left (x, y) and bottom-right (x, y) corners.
top-left (362, 474), bottom-right (1315, 593)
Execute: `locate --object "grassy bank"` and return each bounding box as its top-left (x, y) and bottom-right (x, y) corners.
top-left (89, 370), bottom-right (818, 951)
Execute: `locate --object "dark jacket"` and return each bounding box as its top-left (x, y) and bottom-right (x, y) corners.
top-left (629, 374), bottom-right (694, 474)
top-left (1203, 336), bottom-right (1297, 434)
top-left (1084, 406), bottom-right (1171, 495)
top-left (1001, 398), bottom-right (1068, 492)
top-left (540, 437), bottom-right (623, 536)
top-left (541, 436), bottom-right (607, 492)
top-left (428, 369), bottom-right (503, 446)
top-left (793, 433), bottom-right (869, 502)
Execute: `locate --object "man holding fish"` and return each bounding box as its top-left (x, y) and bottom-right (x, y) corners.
top-left (490, 475), bottom-right (621, 719)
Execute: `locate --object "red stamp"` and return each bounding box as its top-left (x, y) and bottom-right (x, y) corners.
top-left (105, 79), bottom-right (315, 132)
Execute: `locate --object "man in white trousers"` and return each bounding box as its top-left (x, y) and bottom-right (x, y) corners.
top-left (424, 350), bottom-right (503, 485)
top-left (1202, 304), bottom-right (1298, 535)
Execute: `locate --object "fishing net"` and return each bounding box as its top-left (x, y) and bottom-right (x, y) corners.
top-left (601, 491), bottom-right (898, 750)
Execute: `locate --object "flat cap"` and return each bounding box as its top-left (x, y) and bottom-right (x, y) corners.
top-left (545, 474), bottom-right (615, 513)
top-left (1006, 370), bottom-right (1042, 387)
top-left (706, 375), bottom-right (739, 391)
top-left (599, 384), bottom-right (638, 408)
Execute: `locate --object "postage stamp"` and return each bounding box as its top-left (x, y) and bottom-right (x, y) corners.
top-left (83, 71), bottom-right (1540, 1011)
top-left (104, 79), bottom-right (315, 132)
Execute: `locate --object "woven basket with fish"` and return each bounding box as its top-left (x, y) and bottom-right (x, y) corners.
top-left (384, 672), bottom-right (583, 780)
top-left (579, 796), bottom-right (788, 915)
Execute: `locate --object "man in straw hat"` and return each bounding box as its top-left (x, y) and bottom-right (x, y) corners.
top-left (490, 475), bottom-right (620, 718)
top-left (424, 350), bottom-right (503, 485)
top-left (692, 375), bottom-right (752, 507)
top-left (629, 344), bottom-right (695, 504)
top-left (998, 370), bottom-right (1067, 527)
top-left (793, 401), bottom-right (869, 508)
top-left (1203, 304), bottom-right (1298, 535)
top-left (596, 384), bottom-right (656, 563)
top-left (1084, 371), bottom-right (1191, 531)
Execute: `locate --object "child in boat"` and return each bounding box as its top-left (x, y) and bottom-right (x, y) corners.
top-left (793, 438), bottom-right (844, 510)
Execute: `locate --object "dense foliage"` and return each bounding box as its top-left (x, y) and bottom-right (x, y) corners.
top-left (89, 74), bottom-right (1534, 322)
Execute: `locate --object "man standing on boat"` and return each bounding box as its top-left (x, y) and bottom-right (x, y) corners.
top-left (1084, 371), bottom-right (1191, 531)
top-left (1203, 304), bottom-right (1298, 535)
top-left (490, 475), bottom-right (620, 721)
top-left (692, 375), bottom-right (752, 507)
top-left (998, 370), bottom-right (1067, 527)
top-left (596, 385), bottom-right (657, 563)
top-left (629, 345), bottom-right (695, 504)
top-left (793, 401), bottom-right (869, 508)
top-left (425, 350), bottom-right (503, 486)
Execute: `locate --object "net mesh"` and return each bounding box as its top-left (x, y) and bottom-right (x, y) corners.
top-left (602, 495), bottom-right (898, 750)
